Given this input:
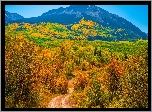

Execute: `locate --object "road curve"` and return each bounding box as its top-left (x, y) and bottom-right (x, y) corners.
top-left (47, 78), bottom-right (76, 108)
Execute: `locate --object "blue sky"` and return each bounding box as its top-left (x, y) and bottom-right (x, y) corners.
top-left (5, 5), bottom-right (148, 33)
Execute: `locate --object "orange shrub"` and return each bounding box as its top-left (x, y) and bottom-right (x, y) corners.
top-left (73, 71), bottom-right (90, 91)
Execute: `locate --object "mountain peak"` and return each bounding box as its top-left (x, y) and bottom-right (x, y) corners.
top-left (5, 6), bottom-right (147, 40)
top-left (69, 5), bottom-right (96, 9)
top-left (70, 5), bottom-right (89, 7)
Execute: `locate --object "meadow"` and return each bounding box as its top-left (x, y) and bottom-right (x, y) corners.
top-left (5, 20), bottom-right (148, 108)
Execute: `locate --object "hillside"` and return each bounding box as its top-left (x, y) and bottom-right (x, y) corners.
top-left (5, 21), bottom-right (148, 108)
top-left (5, 11), bottom-right (24, 23)
top-left (5, 5), bottom-right (148, 40)
top-left (5, 18), bottom-right (147, 42)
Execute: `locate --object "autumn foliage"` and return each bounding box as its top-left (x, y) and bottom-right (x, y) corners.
top-left (5, 18), bottom-right (148, 108)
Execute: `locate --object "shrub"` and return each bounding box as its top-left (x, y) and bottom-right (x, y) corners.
top-left (5, 35), bottom-right (42, 108)
top-left (73, 72), bottom-right (90, 91)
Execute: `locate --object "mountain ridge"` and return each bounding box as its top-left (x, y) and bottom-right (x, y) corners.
top-left (5, 5), bottom-right (147, 40)
top-left (5, 11), bottom-right (24, 22)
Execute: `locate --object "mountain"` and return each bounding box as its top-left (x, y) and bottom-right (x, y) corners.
top-left (5, 5), bottom-right (148, 40)
top-left (5, 11), bottom-right (24, 23)
top-left (145, 33), bottom-right (148, 36)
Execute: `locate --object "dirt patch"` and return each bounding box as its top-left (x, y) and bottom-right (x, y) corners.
top-left (47, 78), bottom-right (76, 108)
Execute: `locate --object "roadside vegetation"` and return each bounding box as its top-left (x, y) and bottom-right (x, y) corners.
top-left (5, 19), bottom-right (148, 108)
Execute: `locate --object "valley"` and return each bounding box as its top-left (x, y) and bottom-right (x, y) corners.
top-left (5, 5), bottom-right (148, 108)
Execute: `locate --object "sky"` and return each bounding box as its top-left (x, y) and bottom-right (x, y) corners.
top-left (5, 5), bottom-right (148, 33)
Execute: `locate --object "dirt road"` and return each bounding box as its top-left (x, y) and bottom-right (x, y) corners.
top-left (48, 78), bottom-right (76, 108)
